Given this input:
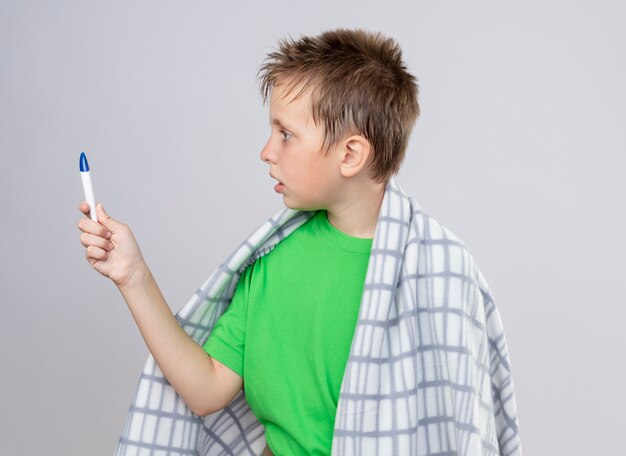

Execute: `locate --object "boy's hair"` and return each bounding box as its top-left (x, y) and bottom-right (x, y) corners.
top-left (257, 28), bottom-right (420, 183)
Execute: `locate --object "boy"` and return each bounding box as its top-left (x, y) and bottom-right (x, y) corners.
top-left (78, 29), bottom-right (521, 456)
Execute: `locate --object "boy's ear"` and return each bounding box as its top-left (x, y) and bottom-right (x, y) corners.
top-left (339, 135), bottom-right (372, 178)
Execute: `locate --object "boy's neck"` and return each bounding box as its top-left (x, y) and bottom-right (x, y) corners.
top-left (325, 181), bottom-right (386, 239)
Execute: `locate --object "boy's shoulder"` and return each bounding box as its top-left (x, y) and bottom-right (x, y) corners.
top-left (409, 200), bottom-right (485, 286)
top-left (245, 208), bottom-right (371, 268)
top-left (411, 203), bottom-right (470, 249)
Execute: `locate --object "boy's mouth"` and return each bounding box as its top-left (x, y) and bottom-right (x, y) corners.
top-left (270, 173), bottom-right (282, 184)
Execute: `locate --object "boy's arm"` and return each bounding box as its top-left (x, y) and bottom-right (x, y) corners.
top-left (77, 202), bottom-right (242, 416)
top-left (119, 265), bottom-right (243, 416)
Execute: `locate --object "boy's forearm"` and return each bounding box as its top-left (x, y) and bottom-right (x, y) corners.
top-left (118, 265), bottom-right (216, 415)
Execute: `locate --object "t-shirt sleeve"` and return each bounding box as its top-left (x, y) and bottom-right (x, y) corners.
top-left (202, 264), bottom-right (252, 378)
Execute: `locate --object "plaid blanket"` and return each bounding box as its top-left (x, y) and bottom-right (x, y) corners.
top-left (114, 176), bottom-right (522, 455)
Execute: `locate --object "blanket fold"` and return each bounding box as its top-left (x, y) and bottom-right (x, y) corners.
top-left (114, 176), bottom-right (522, 456)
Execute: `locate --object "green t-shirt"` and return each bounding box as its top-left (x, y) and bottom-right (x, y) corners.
top-left (202, 209), bottom-right (372, 455)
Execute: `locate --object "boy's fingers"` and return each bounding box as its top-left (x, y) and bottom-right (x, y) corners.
top-left (76, 203), bottom-right (119, 237)
top-left (86, 245), bottom-right (108, 261)
top-left (80, 232), bottom-right (114, 251)
top-left (78, 201), bottom-right (92, 216)
top-left (96, 203), bottom-right (123, 232)
top-left (77, 203), bottom-right (112, 238)
top-left (97, 203), bottom-right (110, 222)
top-left (77, 218), bottom-right (111, 239)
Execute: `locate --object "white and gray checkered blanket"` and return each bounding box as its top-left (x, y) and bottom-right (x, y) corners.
top-left (114, 176), bottom-right (522, 455)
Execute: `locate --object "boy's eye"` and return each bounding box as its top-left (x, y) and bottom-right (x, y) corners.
top-left (280, 130), bottom-right (291, 140)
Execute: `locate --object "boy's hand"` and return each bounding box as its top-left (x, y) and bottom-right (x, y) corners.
top-left (77, 202), bottom-right (147, 291)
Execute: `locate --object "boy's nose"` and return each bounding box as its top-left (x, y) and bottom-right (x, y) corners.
top-left (260, 141), bottom-right (276, 164)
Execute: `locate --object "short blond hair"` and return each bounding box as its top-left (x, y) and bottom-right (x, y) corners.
top-left (257, 28), bottom-right (420, 183)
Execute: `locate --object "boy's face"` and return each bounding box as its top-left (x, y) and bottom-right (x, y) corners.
top-left (260, 81), bottom-right (343, 211)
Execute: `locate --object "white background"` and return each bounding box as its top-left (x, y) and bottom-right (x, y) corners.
top-left (1, 1), bottom-right (624, 454)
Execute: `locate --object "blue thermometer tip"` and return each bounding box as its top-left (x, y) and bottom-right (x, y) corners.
top-left (79, 152), bottom-right (90, 172)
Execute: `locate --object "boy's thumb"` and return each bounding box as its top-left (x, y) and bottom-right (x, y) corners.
top-left (96, 203), bottom-right (118, 228)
